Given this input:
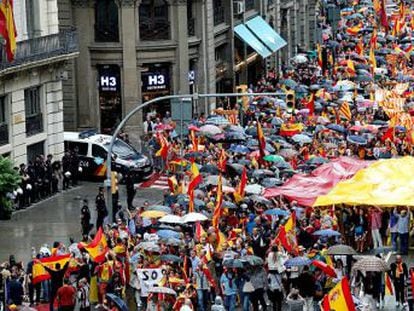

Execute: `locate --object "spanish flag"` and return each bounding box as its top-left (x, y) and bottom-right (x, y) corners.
top-left (195, 221), bottom-right (206, 241)
top-left (32, 254), bottom-right (70, 284)
top-left (279, 123), bottom-right (303, 137)
top-left (188, 188), bottom-right (195, 213)
top-left (317, 44), bottom-right (323, 68)
top-left (212, 175), bottom-right (223, 228)
top-left (0, 0), bottom-right (17, 62)
top-left (257, 121), bottom-right (266, 158)
top-left (168, 175), bottom-right (179, 194)
top-left (187, 162), bottom-right (202, 194)
top-left (321, 277), bottom-right (356, 311)
top-left (274, 211), bottom-right (297, 254)
top-left (81, 227), bottom-right (108, 263)
top-left (339, 102), bottom-right (352, 121)
top-left (217, 149), bottom-right (227, 172)
top-left (306, 93), bottom-right (315, 116)
top-left (347, 59), bottom-right (356, 77)
top-left (355, 39), bottom-right (364, 56)
top-left (155, 132), bottom-right (169, 161)
top-left (384, 272), bottom-right (394, 296)
top-left (346, 24), bottom-right (362, 36)
top-left (370, 29), bottom-right (378, 49)
top-left (369, 46), bottom-right (377, 72)
top-left (234, 166), bottom-right (247, 203)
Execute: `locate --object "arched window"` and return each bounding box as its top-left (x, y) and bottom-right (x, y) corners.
top-left (139, 0), bottom-right (170, 41)
top-left (95, 0), bottom-right (119, 42)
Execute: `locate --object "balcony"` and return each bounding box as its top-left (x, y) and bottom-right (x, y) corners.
top-left (188, 17), bottom-right (195, 36)
top-left (245, 0), bottom-right (255, 11)
top-left (214, 6), bottom-right (225, 26)
top-left (0, 123), bottom-right (8, 145)
top-left (0, 29), bottom-right (78, 72)
top-left (26, 113), bottom-right (43, 137)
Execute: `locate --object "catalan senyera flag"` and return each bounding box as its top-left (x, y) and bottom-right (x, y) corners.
top-left (218, 149), bottom-right (227, 172)
top-left (234, 166), bottom-right (247, 203)
top-left (155, 132), bottom-right (169, 161)
top-left (187, 162), bottom-right (202, 194)
top-left (0, 0), bottom-right (17, 62)
top-left (392, 18), bottom-right (403, 36)
top-left (212, 175), bottom-right (223, 228)
top-left (321, 277), bottom-right (356, 311)
top-left (257, 121), bottom-right (266, 158)
top-left (384, 272), bottom-right (394, 296)
top-left (274, 211), bottom-right (297, 254)
top-left (32, 254), bottom-right (70, 284)
top-left (81, 227), bottom-right (108, 263)
top-left (339, 102), bottom-right (352, 121)
top-left (373, 0), bottom-right (381, 13)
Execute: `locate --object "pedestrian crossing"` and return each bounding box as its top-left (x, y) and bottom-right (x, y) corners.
top-left (136, 173), bottom-right (169, 190)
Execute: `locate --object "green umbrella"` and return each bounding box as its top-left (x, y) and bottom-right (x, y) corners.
top-left (263, 154), bottom-right (285, 163)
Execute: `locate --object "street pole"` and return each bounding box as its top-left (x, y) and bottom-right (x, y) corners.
top-left (105, 92), bottom-right (285, 221)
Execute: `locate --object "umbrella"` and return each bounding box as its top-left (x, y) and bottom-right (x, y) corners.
top-left (200, 164), bottom-right (220, 175)
top-left (159, 237), bottom-right (183, 246)
top-left (326, 124), bottom-right (346, 133)
top-left (199, 124), bottom-right (222, 136)
top-left (282, 79), bottom-right (298, 88)
top-left (347, 135), bottom-right (367, 145)
top-left (206, 116), bottom-right (230, 126)
top-left (313, 229), bottom-right (341, 237)
top-left (147, 205), bottom-right (172, 214)
top-left (106, 293), bottom-right (129, 311)
top-left (157, 229), bottom-right (181, 240)
top-left (244, 184), bottom-right (264, 195)
top-left (141, 210), bottom-right (167, 218)
top-left (249, 195), bottom-right (273, 206)
top-left (227, 163), bottom-right (245, 175)
top-left (251, 169), bottom-right (276, 179)
top-left (136, 241), bottom-right (160, 252)
top-left (306, 157), bottom-right (329, 166)
top-left (223, 259), bottom-right (244, 268)
top-left (278, 148), bottom-right (298, 159)
top-left (240, 255), bottom-right (264, 266)
top-left (263, 154), bottom-right (285, 163)
top-left (352, 257), bottom-right (389, 272)
top-left (148, 287), bottom-right (177, 296)
top-left (312, 260), bottom-right (337, 278)
top-left (264, 208), bottom-right (290, 216)
top-left (184, 151), bottom-right (205, 160)
top-left (292, 134), bottom-right (313, 144)
top-left (205, 175), bottom-right (228, 186)
top-left (327, 244), bottom-right (357, 256)
top-left (159, 215), bottom-right (184, 224)
top-left (223, 201), bottom-right (237, 209)
top-left (229, 144), bottom-right (250, 154)
top-left (260, 177), bottom-right (283, 188)
top-left (284, 256), bottom-right (312, 268)
top-left (273, 161), bottom-right (292, 170)
top-left (181, 212), bottom-right (208, 223)
top-left (291, 54), bottom-right (308, 64)
top-left (160, 254), bottom-right (183, 263)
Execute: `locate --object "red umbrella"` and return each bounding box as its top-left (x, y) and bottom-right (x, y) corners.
top-left (311, 260), bottom-right (337, 278)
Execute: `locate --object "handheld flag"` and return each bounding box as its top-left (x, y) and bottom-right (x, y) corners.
top-left (339, 102), bottom-right (352, 121)
top-left (384, 272), bottom-right (394, 296)
top-left (187, 162), bottom-right (202, 194)
top-left (306, 93), bottom-right (315, 116)
top-left (347, 59), bottom-right (356, 77)
top-left (190, 130), bottom-right (198, 152)
top-left (257, 121), bottom-right (266, 159)
top-left (369, 47), bottom-right (377, 73)
top-left (155, 132), bottom-right (169, 161)
top-left (274, 211), bottom-right (297, 254)
top-left (321, 277), bottom-right (356, 311)
top-left (234, 166), bottom-right (247, 203)
top-left (32, 254), bottom-right (70, 284)
top-left (218, 149), bottom-right (227, 172)
top-left (81, 227), bottom-right (108, 263)
top-left (317, 44), bottom-right (323, 68)
top-left (0, 0), bottom-right (17, 62)
top-left (212, 175), bottom-right (223, 228)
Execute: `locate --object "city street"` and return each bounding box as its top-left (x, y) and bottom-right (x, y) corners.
top-left (0, 182), bottom-right (164, 262)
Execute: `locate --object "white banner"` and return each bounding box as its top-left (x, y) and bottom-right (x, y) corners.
top-left (136, 268), bottom-right (165, 296)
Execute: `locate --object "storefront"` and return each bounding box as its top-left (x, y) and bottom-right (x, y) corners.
top-left (98, 65), bottom-right (122, 134)
top-left (141, 63), bottom-right (171, 121)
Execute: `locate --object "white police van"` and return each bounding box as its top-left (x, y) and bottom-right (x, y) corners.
top-left (64, 130), bottom-right (153, 181)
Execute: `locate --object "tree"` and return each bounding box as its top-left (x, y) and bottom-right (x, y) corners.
top-left (0, 156), bottom-right (20, 219)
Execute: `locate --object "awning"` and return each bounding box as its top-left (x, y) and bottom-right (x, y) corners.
top-left (234, 24), bottom-right (272, 58)
top-left (246, 16), bottom-right (287, 53)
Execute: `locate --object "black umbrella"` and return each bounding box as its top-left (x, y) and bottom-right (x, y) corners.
top-left (260, 177), bottom-right (283, 188)
top-left (200, 164), bottom-right (219, 175)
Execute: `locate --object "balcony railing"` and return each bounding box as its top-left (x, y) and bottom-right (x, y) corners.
top-left (245, 0), bottom-right (255, 11)
top-left (26, 113), bottom-right (43, 137)
top-left (0, 123), bottom-right (8, 145)
top-left (188, 17), bottom-right (195, 36)
top-left (0, 29), bottom-right (78, 71)
top-left (214, 6), bottom-right (225, 26)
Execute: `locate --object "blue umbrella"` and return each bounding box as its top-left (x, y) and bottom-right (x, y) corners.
top-left (326, 124), bottom-right (346, 133)
top-left (160, 254), bottom-right (183, 263)
top-left (106, 293), bottom-right (129, 311)
top-left (313, 229), bottom-right (341, 237)
top-left (157, 229), bottom-right (181, 239)
top-left (264, 208), bottom-right (290, 216)
top-left (347, 135), bottom-right (367, 145)
top-left (284, 257), bottom-right (312, 268)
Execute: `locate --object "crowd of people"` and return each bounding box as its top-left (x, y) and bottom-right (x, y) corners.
top-left (4, 0), bottom-right (414, 311)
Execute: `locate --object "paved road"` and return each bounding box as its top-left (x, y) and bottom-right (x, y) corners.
top-left (0, 181), bottom-right (164, 262)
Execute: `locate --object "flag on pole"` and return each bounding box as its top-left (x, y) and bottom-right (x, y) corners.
top-left (355, 39), bottom-right (364, 56)
top-left (80, 227), bottom-right (108, 263)
top-left (369, 47), bottom-right (377, 72)
top-left (234, 166), bottom-right (247, 203)
top-left (155, 132), bottom-right (169, 161)
top-left (212, 175), bottom-right (223, 228)
top-left (32, 254), bottom-right (71, 284)
top-left (346, 24), bottom-right (362, 36)
top-left (187, 162), bottom-right (202, 193)
top-left (0, 0), bottom-right (17, 62)
top-left (321, 277), bottom-right (356, 311)
top-left (257, 121), bottom-right (266, 159)
top-left (274, 211), bottom-right (297, 254)
top-left (317, 44), bottom-right (323, 68)
top-left (339, 102), bottom-right (352, 121)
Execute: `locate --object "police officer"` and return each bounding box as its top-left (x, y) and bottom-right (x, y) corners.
top-left (95, 187), bottom-right (107, 229)
top-left (80, 199), bottom-right (92, 236)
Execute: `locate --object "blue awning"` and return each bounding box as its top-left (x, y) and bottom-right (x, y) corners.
top-left (234, 24), bottom-right (272, 58)
top-left (246, 16), bottom-right (287, 53)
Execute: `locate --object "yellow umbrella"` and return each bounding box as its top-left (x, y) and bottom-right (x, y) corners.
top-left (141, 210), bottom-right (167, 218)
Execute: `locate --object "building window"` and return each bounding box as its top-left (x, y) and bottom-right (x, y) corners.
top-left (213, 0), bottom-right (225, 26)
top-left (245, 0), bottom-right (255, 11)
top-left (25, 87), bottom-right (43, 137)
top-left (139, 0), bottom-right (170, 41)
top-left (27, 141), bottom-right (44, 162)
top-left (26, 0), bottom-right (41, 38)
top-left (95, 0), bottom-right (119, 42)
top-left (0, 96), bottom-right (8, 146)
top-left (187, 0), bottom-right (195, 36)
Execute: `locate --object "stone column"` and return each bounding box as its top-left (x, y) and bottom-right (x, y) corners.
top-left (118, 0), bottom-right (142, 144)
top-left (171, 0), bottom-right (190, 95)
top-left (71, 0), bottom-right (96, 129)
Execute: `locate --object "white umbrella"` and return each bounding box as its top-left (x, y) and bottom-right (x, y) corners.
top-left (148, 286), bottom-right (177, 296)
top-left (291, 54), bottom-right (308, 64)
top-left (244, 184), bottom-right (264, 195)
top-left (181, 212), bottom-right (208, 223)
top-left (199, 124), bottom-right (222, 136)
top-left (159, 215), bottom-right (183, 224)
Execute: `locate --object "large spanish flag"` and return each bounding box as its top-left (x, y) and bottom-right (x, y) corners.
top-left (0, 0), bottom-right (17, 62)
top-left (81, 227), bottom-right (108, 263)
top-left (32, 254), bottom-right (70, 284)
top-left (274, 211), bottom-right (297, 254)
top-left (321, 277), bottom-right (355, 311)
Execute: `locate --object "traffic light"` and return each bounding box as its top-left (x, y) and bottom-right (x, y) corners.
top-left (286, 90), bottom-right (296, 112)
top-left (236, 84), bottom-right (249, 111)
top-left (111, 171), bottom-right (118, 194)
